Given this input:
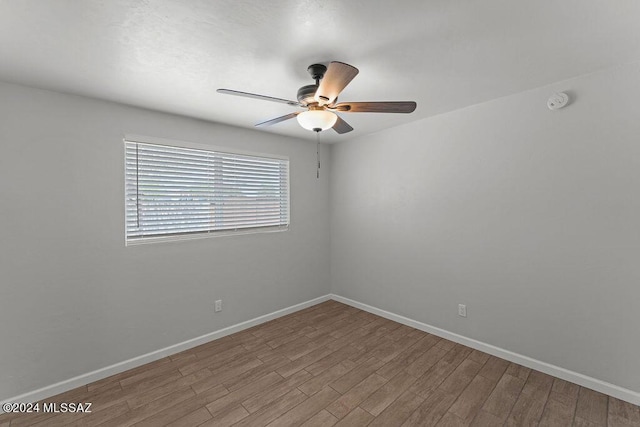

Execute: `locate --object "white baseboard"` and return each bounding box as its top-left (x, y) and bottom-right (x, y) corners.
top-left (0, 294), bottom-right (331, 412)
top-left (330, 293), bottom-right (640, 406)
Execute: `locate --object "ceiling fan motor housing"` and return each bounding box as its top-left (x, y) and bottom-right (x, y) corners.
top-left (297, 84), bottom-right (319, 105)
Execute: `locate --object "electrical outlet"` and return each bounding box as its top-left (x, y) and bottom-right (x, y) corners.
top-left (458, 304), bottom-right (467, 318)
top-left (215, 300), bottom-right (222, 312)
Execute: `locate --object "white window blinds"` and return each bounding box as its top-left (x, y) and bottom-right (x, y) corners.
top-left (125, 140), bottom-right (289, 243)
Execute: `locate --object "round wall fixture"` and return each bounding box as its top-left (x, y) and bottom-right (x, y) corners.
top-left (547, 92), bottom-right (569, 110)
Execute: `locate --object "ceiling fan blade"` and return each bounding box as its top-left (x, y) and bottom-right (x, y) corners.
top-left (255, 112), bottom-right (299, 128)
top-left (331, 101), bottom-right (417, 113)
top-left (314, 62), bottom-right (359, 105)
top-left (217, 89), bottom-right (304, 107)
top-left (332, 115), bottom-right (354, 134)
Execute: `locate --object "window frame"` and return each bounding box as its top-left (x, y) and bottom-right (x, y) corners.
top-left (123, 134), bottom-right (290, 246)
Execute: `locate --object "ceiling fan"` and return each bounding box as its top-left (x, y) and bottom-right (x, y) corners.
top-left (217, 62), bottom-right (417, 134)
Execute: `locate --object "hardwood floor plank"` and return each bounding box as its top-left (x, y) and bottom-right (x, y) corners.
top-left (360, 371), bottom-right (418, 416)
top-left (504, 370), bottom-right (553, 426)
top-left (223, 355), bottom-right (289, 392)
top-left (325, 327), bottom-right (371, 352)
top-left (574, 416), bottom-right (606, 427)
top-left (368, 390), bottom-right (424, 427)
top-left (178, 344), bottom-right (247, 376)
top-left (126, 367), bottom-right (211, 409)
top-left (329, 356), bottom-right (385, 394)
top-left (200, 405), bottom-right (250, 427)
top-left (27, 411), bottom-right (87, 427)
top-left (254, 325), bottom-right (297, 342)
top-left (205, 371), bottom-right (283, 416)
top-left (266, 386), bottom-right (340, 427)
top-left (376, 334), bottom-right (441, 380)
top-left (369, 333), bottom-right (420, 363)
top-left (548, 378), bottom-right (579, 407)
top-left (120, 369), bottom-right (183, 395)
top-left (132, 384), bottom-right (228, 427)
top-left (326, 373), bottom-right (389, 419)
top-left (504, 390), bottom-right (548, 426)
top-left (281, 333), bottom-right (337, 361)
top-left (440, 344), bottom-right (473, 366)
top-left (300, 409), bottom-right (339, 427)
top-left (470, 410), bottom-right (504, 426)
top-left (480, 373), bottom-right (526, 421)
top-left (447, 375), bottom-right (498, 423)
top-left (191, 356), bottom-right (263, 394)
top-left (164, 407), bottom-right (211, 427)
top-left (299, 361), bottom-right (356, 396)
top-left (191, 335), bottom-right (240, 355)
top-left (608, 396), bottom-right (640, 427)
top-left (268, 326), bottom-right (315, 348)
top-left (118, 361), bottom-right (178, 388)
top-left (476, 356), bottom-right (509, 381)
top-left (169, 351), bottom-right (197, 364)
top-left (435, 339), bottom-right (457, 351)
top-left (334, 407), bottom-right (375, 427)
top-left (359, 317), bottom-right (395, 334)
top-left (386, 325), bottom-right (416, 342)
top-left (520, 370), bottom-right (554, 401)
top-left (235, 389), bottom-right (308, 427)
top-left (436, 412), bottom-right (469, 426)
top-left (505, 362), bottom-right (531, 381)
top-left (537, 378), bottom-right (580, 427)
top-left (405, 345), bottom-right (450, 378)
top-left (538, 397), bottom-right (576, 427)
top-left (276, 346), bottom-right (336, 378)
top-left (438, 358), bottom-right (484, 397)
top-left (328, 317), bottom-right (374, 340)
top-left (98, 386), bottom-right (196, 427)
top-left (575, 387), bottom-right (609, 426)
top-left (331, 408), bottom-right (373, 427)
top-left (306, 345), bottom-right (361, 376)
top-left (306, 313), bottom-right (360, 340)
top-left (409, 359), bottom-right (461, 398)
top-left (402, 389), bottom-right (458, 426)
top-left (467, 350), bottom-right (491, 365)
top-left (241, 369), bottom-right (313, 414)
top-left (353, 334), bottom-right (394, 359)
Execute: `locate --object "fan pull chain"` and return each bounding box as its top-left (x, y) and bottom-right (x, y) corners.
top-left (316, 130), bottom-right (320, 179)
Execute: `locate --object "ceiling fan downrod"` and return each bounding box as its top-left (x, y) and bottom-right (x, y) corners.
top-left (316, 128), bottom-right (321, 178)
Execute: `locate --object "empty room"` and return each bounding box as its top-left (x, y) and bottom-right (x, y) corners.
top-left (1, 1), bottom-right (639, 426)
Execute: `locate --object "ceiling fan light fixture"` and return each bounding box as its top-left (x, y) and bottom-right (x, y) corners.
top-left (296, 109), bottom-right (337, 132)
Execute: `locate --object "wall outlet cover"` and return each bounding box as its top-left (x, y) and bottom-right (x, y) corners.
top-left (458, 304), bottom-right (467, 318)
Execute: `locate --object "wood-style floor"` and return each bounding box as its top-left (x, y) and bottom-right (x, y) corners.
top-left (1, 300), bottom-right (639, 427)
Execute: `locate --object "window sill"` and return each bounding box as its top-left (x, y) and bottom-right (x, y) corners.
top-left (125, 225), bottom-right (289, 246)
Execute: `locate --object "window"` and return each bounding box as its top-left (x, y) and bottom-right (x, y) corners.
top-left (124, 137), bottom-right (289, 244)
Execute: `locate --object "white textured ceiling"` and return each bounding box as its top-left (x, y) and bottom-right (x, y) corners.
top-left (1, 1), bottom-right (640, 142)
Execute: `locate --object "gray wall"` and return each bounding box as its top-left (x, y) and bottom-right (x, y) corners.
top-left (0, 81), bottom-right (331, 400)
top-left (330, 62), bottom-right (640, 393)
